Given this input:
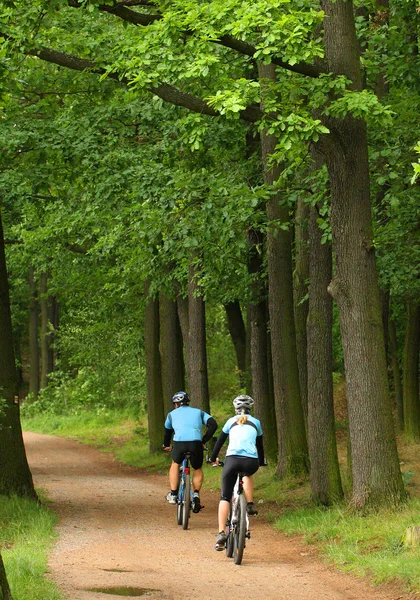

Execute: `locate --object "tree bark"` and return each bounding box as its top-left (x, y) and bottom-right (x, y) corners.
top-left (258, 62), bottom-right (309, 477)
top-left (39, 272), bottom-right (55, 389)
top-left (320, 0), bottom-right (405, 508)
top-left (389, 316), bottom-right (404, 431)
top-left (293, 197), bottom-right (310, 426)
top-left (187, 263), bottom-right (210, 412)
top-left (307, 206), bottom-right (343, 504)
top-left (402, 301), bottom-right (420, 441)
top-left (0, 212), bottom-right (37, 498)
top-left (159, 293), bottom-right (185, 412)
top-left (28, 268), bottom-right (40, 399)
top-left (144, 281), bottom-right (165, 452)
top-left (0, 552), bottom-right (12, 600)
top-left (247, 227), bottom-right (278, 459)
top-left (224, 300), bottom-right (247, 388)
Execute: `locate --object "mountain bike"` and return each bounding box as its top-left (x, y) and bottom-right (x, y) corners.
top-left (209, 459), bottom-right (250, 566)
top-left (225, 471), bottom-right (250, 565)
top-left (176, 451), bottom-right (194, 530)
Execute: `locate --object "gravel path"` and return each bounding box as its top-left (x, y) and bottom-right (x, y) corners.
top-left (24, 431), bottom-right (409, 600)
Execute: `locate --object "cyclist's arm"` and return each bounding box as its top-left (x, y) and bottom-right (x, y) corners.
top-left (202, 417), bottom-right (218, 444)
top-left (210, 431), bottom-right (228, 462)
top-left (163, 427), bottom-right (174, 448)
top-left (256, 435), bottom-right (266, 466)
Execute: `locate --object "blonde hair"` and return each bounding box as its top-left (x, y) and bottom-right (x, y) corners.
top-left (236, 414), bottom-right (248, 425)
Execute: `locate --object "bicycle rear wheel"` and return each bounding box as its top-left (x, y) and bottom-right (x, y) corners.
top-left (225, 506), bottom-right (234, 558)
top-left (233, 494), bottom-right (246, 565)
top-left (182, 474), bottom-right (191, 530)
top-left (176, 490), bottom-right (183, 526)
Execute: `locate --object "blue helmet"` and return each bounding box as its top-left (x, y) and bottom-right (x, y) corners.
top-left (172, 391), bottom-right (190, 406)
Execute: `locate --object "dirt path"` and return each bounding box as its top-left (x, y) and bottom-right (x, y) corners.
top-left (24, 431), bottom-right (408, 600)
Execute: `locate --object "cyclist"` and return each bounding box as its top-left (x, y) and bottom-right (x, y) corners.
top-left (163, 391), bottom-right (217, 513)
top-left (210, 394), bottom-right (265, 551)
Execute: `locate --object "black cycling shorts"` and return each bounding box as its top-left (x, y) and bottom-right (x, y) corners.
top-left (221, 455), bottom-right (259, 501)
top-left (172, 441), bottom-right (204, 470)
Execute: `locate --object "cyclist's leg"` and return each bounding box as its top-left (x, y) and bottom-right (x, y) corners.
top-left (189, 441), bottom-right (204, 491)
top-left (167, 442), bottom-right (185, 498)
top-left (217, 457), bottom-right (237, 532)
top-left (242, 475), bottom-right (254, 502)
top-left (240, 458), bottom-right (259, 515)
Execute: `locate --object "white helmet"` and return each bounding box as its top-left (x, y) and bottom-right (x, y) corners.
top-left (233, 394), bottom-right (254, 413)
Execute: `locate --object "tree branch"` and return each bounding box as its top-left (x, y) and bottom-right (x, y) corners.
top-left (74, 2), bottom-right (324, 78)
top-left (26, 45), bottom-right (262, 122)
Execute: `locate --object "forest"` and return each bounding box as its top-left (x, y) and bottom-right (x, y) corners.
top-left (0, 2), bottom-right (419, 591)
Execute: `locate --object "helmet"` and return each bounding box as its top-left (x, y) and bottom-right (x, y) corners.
top-left (172, 391), bottom-right (190, 406)
top-left (233, 394), bottom-right (254, 413)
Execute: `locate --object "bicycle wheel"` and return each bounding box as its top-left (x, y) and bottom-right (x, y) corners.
top-left (225, 506), bottom-right (234, 558)
top-left (181, 473), bottom-right (191, 530)
top-left (176, 483), bottom-right (183, 526)
top-left (233, 494), bottom-right (247, 565)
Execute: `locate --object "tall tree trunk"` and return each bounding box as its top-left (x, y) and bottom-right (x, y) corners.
top-left (0, 552), bottom-right (12, 600)
top-left (307, 206), bottom-right (343, 504)
top-left (258, 62), bottom-right (309, 477)
top-left (159, 293), bottom-right (185, 412)
top-left (39, 272), bottom-right (54, 389)
top-left (320, 0), bottom-right (405, 508)
top-left (0, 212), bottom-right (36, 498)
top-left (248, 228), bottom-right (277, 459)
top-left (187, 263), bottom-right (210, 412)
top-left (402, 301), bottom-right (420, 441)
top-left (144, 281), bottom-right (165, 452)
top-left (224, 300), bottom-right (247, 388)
top-left (389, 316), bottom-right (404, 431)
top-left (293, 197), bottom-right (310, 426)
top-left (175, 289), bottom-right (190, 387)
top-left (28, 268), bottom-right (40, 399)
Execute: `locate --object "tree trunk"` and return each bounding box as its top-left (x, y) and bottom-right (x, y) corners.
top-left (159, 293), bottom-right (185, 412)
top-left (0, 552), bottom-right (12, 600)
top-left (307, 205), bottom-right (343, 504)
top-left (320, 0), bottom-right (405, 508)
top-left (402, 301), bottom-right (420, 441)
top-left (258, 62), bottom-right (309, 477)
top-left (293, 197), bottom-right (310, 426)
top-left (224, 300), bottom-right (247, 388)
top-left (389, 316), bottom-right (404, 431)
top-left (175, 289), bottom-right (190, 387)
top-left (39, 272), bottom-right (54, 389)
top-left (247, 228), bottom-right (278, 459)
top-left (144, 281), bottom-right (165, 452)
top-left (0, 212), bottom-right (37, 498)
top-left (187, 263), bottom-right (210, 412)
top-left (28, 268), bottom-right (40, 399)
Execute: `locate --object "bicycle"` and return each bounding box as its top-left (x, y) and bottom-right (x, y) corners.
top-left (176, 451), bottom-right (194, 530)
top-left (225, 471), bottom-right (250, 565)
top-left (209, 459), bottom-right (250, 566)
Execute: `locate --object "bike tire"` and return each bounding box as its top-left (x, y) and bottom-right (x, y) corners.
top-left (233, 494), bottom-right (246, 565)
top-left (182, 474), bottom-right (191, 530)
top-left (176, 490), bottom-right (183, 526)
top-left (225, 506), bottom-right (234, 558)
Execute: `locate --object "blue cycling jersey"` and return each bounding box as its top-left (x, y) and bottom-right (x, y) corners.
top-left (222, 415), bottom-right (263, 459)
top-left (164, 406), bottom-right (212, 442)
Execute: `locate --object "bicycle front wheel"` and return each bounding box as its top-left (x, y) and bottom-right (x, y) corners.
top-left (182, 474), bottom-right (191, 530)
top-left (233, 494), bottom-right (246, 565)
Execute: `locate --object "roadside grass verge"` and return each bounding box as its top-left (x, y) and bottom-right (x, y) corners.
top-left (0, 494), bottom-right (62, 600)
top-left (22, 408), bottom-right (420, 596)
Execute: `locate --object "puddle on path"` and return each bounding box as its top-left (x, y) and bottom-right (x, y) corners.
top-left (86, 587), bottom-right (159, 597)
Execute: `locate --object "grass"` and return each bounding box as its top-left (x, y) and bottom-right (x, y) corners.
top-left (0, 494), bottom-right (62, 600)
top-left (21, 406), bottom-right (420, 598)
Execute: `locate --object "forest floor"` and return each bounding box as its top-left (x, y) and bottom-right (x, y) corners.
top-left (23, 431), bottom-right (415, 600)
